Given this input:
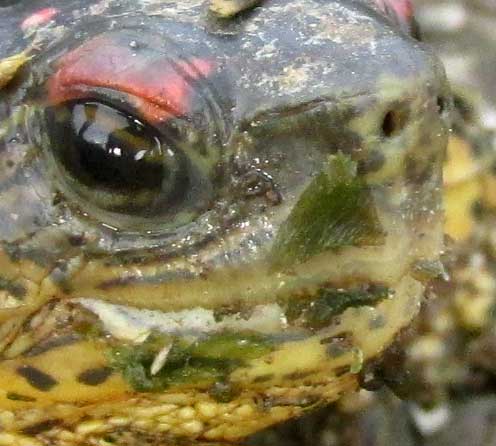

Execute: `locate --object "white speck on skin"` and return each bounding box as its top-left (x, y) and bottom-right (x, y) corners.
top-left (150, 342), bottom-right (173, 376)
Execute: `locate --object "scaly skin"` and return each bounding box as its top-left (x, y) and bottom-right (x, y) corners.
top-left (0, 1), bottom-right (449, 444)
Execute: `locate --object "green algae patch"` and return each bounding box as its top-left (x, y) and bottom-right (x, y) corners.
top-left (190, 333), bottom-right (275, 361)
top-left (270, 153), bottom-right (385, 270)
top-left (285, 284), bottom-right (390, 330)
top-left (109, 332), bottom-right (274, 393)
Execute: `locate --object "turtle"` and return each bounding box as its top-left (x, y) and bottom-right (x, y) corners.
top-left (0, 0), bottom-right (450, 444)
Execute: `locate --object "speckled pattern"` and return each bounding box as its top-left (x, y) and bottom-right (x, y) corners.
top-left (0, 0), bottom-right (450, 443)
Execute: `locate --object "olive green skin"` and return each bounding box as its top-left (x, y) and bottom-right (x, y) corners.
top-left (0, 1), bottom-right (450, 444)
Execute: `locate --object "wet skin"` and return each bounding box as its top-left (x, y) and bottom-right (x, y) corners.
top-left (0, 0), bottom-right (450, 444)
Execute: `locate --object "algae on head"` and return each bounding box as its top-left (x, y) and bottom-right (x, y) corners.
top-left (109, 331), bottom-right (275, 393)
top-left (270, 153), bottom-right (385, 270)
top-left (284, 284), bottom-right (391, 330)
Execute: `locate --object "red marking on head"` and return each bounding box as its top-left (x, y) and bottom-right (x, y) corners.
top-left (21, 8), bottom-right (59, 32)
top-left (375, 0), bottom-right (414, 27)
top-left (47, 36), bottom-right (216, 123)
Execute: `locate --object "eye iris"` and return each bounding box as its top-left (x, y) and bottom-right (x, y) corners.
top-left (45, 101), bottom-right (190, 216)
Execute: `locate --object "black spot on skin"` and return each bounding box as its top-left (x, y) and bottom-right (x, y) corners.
top-left (77, 366), bottom-right (113, 386)
top-left (320, 332), bottom-right (354, 358)
top-left (24, 334), bottom-right (80, 357)
top-left (253, 374), bottom-right (274, 383)
top-left (17, 365), bottom-right (58, 391)
top-left (283, 370), bottom-right (314, 380)
top-left (333, 365), bottom-right (350, 377)
top-left (97, 270), bottom-right (196, 289)
top-left (68, 234), bottom-right (86, 247)
top-left (21, 419), bottom-right (61, 436)
top-left (6, 392), bottom-right (36, 402)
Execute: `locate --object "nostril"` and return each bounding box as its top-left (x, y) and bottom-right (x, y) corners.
top-left (381, 105), bottom-right (410, 138)
top-left (436, 96), bottom-right (448, 115)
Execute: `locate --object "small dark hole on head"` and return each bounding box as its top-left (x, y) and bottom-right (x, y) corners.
top-left (381, 107), bottom-right (410, 138)
top-left (437, 96), bottom-right (447, 115)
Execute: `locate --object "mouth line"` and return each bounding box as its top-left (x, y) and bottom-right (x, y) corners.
top-left (74, 279), bottom-right (393, 342)
top-left (67, 219), bottom-right (415, 314)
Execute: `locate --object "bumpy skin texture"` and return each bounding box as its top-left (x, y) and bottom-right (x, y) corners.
top-left (0, 1), bottom-right (449, 445)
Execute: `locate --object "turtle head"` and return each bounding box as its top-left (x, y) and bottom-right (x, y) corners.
top-left (0, 0), bottom-right (450, 443)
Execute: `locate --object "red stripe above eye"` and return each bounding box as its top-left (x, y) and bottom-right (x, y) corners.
top-left (47, 35), bottom-right (215, 123)
top-left (21, 7), bottom-right (60, 32)
top-left (374, 0), bottom-right (414, 27)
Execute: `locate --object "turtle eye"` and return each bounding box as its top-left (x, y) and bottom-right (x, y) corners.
top-left (43, 100), bottom-right (204, 224)
top-left (48, 101), bottom-right (181, 192)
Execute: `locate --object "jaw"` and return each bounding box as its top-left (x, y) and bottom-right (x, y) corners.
top-left (0, 274), bottom-right (428, 445)
top-left (0, 190), bottom-right (444, 445)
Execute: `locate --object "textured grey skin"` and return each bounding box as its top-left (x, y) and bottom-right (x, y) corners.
top-left (0, 0), bottom-right (449, 273)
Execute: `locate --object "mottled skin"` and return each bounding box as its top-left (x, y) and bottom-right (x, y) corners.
top-left (0, 1), bottom-right (449, 445)
top-left (251, 4), bottom-right (496, 446)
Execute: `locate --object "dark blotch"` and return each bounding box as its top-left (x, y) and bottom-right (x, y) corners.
top-left (6, 392), bottom-right (36, 402)
top-left (77, 366), bottom-right (113, 386)
top-left (209, 380), bottom-right (240, 403)
top-left (24, 334), bottom-right (80, 357)
top-left (68, 234), bottom-right (87, 247)
top-left (253, 374), bottom-right (274, 383)
top-left (321, 332), bottom-right (354, 358)
top-left (17, 365), bottom-right (58, 391)
top-left (381, 104), bottom-right (410, 138)
top-left (283, 370), bottom-right (314, 380)
top-left (437, 96), bottom-right (447, 115)
top-left (21, 419), bottom-right (61, 436)
top-left (333, 365), bottom-right (350, 377)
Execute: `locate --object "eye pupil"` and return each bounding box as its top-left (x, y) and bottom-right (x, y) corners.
top-left (67, 103), bottom-right (163, 191)
top-left (66, 102), bottom-right (165, 191)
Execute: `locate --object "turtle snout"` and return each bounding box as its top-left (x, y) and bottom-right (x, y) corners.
top-left (345, 66), bottom-right (451, 185)
top-left (268, 52), bottom-right (451, 269)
